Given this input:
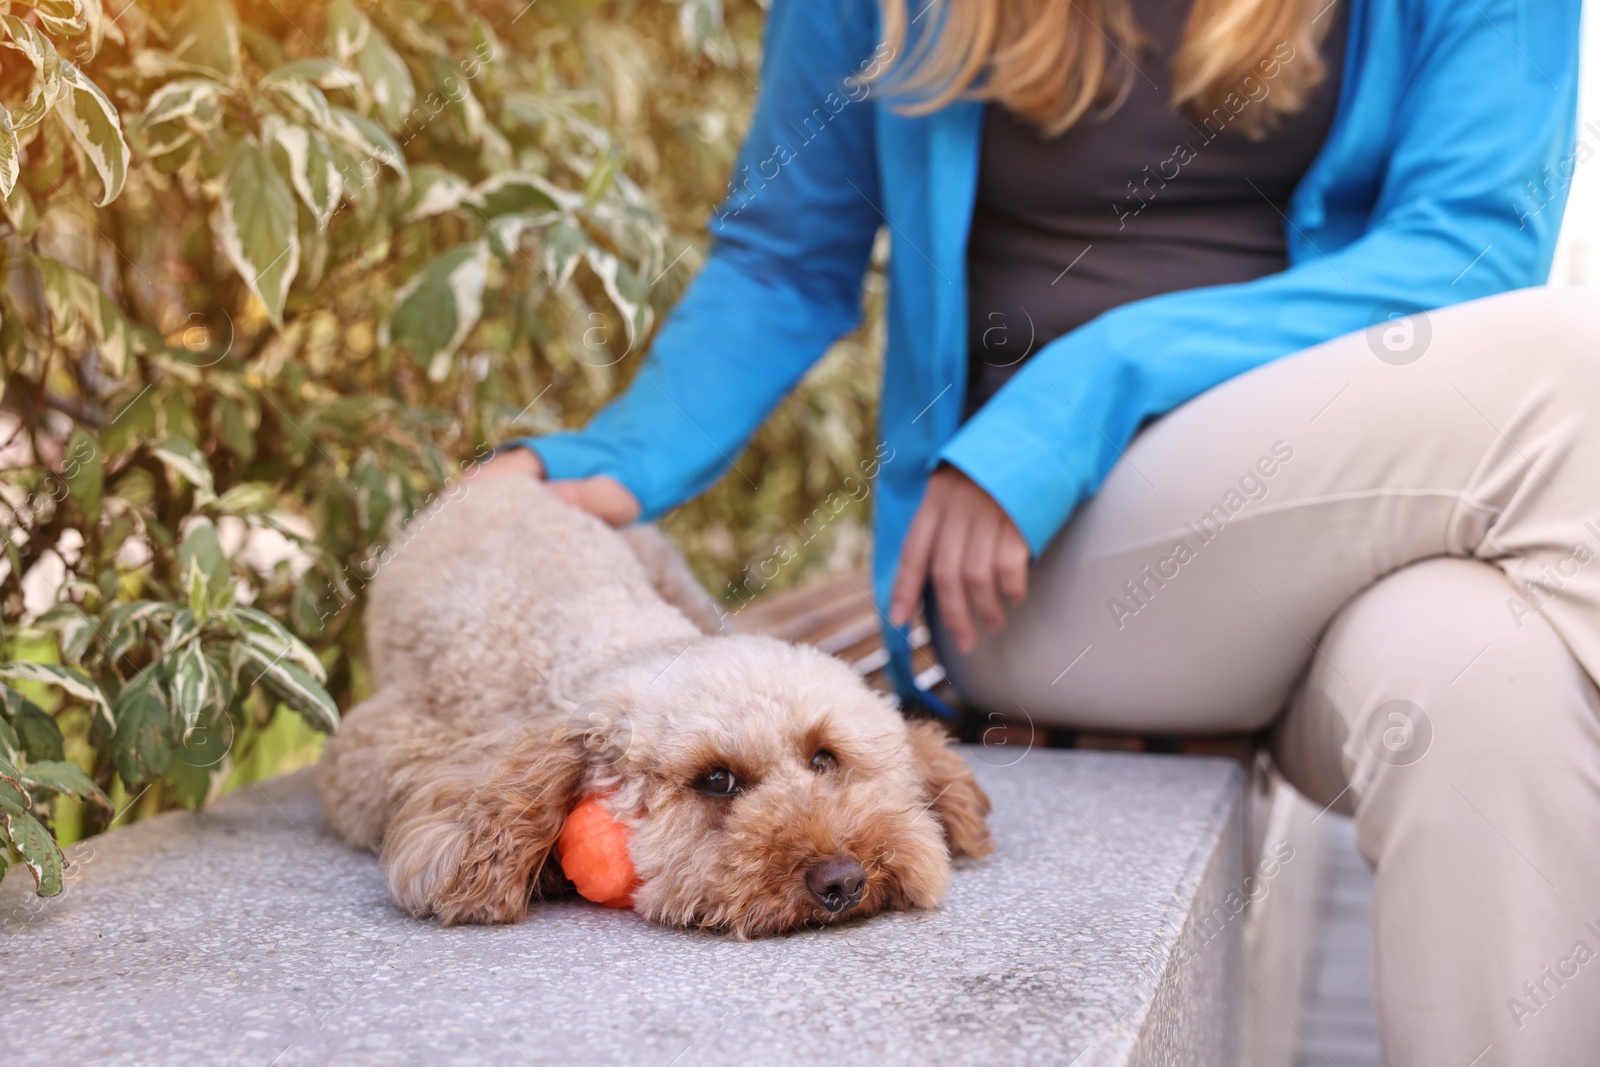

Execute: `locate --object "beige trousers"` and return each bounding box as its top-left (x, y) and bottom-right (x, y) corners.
top-left (935, 287), bottom-right (1600, 1066)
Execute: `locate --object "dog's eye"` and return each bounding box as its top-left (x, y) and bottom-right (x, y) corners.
top-left (696, 768), bottom-right (740, 796)
top-left (810, 749), bottom-right (837, 772)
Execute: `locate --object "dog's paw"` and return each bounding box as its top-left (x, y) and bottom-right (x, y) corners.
top-left (379, 724), bottom-right (588, 924)
top-left (382, 811), bottom-right (557, 925)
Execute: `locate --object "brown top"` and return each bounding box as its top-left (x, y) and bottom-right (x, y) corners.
top-left (963, 0), bottom-right (1348, 419)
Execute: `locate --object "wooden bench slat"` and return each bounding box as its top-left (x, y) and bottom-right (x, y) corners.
top-left (726, 570), bottom-right (873, 638)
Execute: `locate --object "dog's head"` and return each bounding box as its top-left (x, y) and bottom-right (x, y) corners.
top-left (575, 636), bottom-right (993, 937)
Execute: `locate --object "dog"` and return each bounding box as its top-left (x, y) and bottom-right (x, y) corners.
top-left (318, 477), bottom-right (992, 937)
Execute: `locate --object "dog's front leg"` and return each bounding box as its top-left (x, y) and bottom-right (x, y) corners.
top-left (379, 720), bottom-right (587, 924)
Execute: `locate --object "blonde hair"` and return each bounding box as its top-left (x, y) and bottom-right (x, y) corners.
top-left (877, 0), bottom-right (1336, 138)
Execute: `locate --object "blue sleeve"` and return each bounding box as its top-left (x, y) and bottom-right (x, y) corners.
top-left (939, 0), bottom-right (1583, 554)
top-left (507, 0), bottom-right (884, 518)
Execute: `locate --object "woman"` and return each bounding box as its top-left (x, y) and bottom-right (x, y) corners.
top-left (480, 0), bottom-right (1591, 1061)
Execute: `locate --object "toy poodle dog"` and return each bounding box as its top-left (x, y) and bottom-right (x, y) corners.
top-left (318, 477), bottom-right (992, 937)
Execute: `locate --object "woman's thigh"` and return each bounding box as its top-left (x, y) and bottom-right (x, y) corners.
top-left (935, 286), bottom-right (1600, 732)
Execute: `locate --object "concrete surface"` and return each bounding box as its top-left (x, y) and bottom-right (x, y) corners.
top-left (2, 748), bottom-right (1244, 1067)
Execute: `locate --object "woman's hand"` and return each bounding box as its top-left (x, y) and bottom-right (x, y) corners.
top-left (467, 448), bottom-right (642, 527)
top-left (889, 465), bottom-right (1030, 654)
top-left (469, 446), bottom-right (545, 482)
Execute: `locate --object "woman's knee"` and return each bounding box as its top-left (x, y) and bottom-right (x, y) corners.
top-left (1276, 557), bottom-right (1600, 837)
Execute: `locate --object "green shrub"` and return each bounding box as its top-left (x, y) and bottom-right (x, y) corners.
top-left (0, 0), bottom-right (881, 896)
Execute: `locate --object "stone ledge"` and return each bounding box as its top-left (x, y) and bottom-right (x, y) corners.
top-left (2, 748), bottom-right (1244, 1067)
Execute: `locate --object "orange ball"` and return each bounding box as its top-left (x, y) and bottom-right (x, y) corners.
top-left (557, 795), bottom-right (639, 908)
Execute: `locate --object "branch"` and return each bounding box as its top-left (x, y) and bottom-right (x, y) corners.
top-left (41, 391), bottom-right (106, 429)
top-left (0, 350), bottom-right (54, 452)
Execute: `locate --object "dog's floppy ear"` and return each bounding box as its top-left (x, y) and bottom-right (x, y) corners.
top-left (905, 718), bottom-right (994, 858)
top-left (380, 720), bottom-right (588, 924)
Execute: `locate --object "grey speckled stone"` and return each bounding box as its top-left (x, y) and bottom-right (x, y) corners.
top-left (2, 748), bottom-right (1243, 1067)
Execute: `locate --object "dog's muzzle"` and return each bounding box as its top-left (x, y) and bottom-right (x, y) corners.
top-left (806, 855), bottom-right (867, 914)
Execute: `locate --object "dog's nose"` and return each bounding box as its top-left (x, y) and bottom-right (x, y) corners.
top-left (806, 854), bottom-right (867, 913)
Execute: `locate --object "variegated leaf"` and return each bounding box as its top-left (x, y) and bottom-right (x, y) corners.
top-left (0, 662), bottom-right (111, 730)
top-left (27, 0), bottom-right (88, 37)
top-left (140, 77), bottom-right (226, 129)
top-left (141, 121), bottom-right (197, 162)
top-left (3, 178), bottom-right (37, 236)
top-left (34, 255), bottom-right (78, 331)
top-left (168, 640), bottom-right (211, 734)
top-left (233, 643), bottom-right (337, 733)
top-left (203, 646), bottom-right (235, 717)
top-left (100, 600), bottom-right (163, 669)
top-left (106, 601), bottom-right (167, 626)
top-left (381, 240), bottom-right (489, 381)
top-left (63, 427), bottom-right (104, 523)
top-left (161, 608), bottom-right (201, 655)
top-left (323, 106), bottom-right (407, 186)
top-left (2, 686), bottom-right (64, 762)
top-left (543, 218), bottom-right (589, 288)
top-left (401, 165), bottom-right (470, 222)
top-left (130, 48), bottom-right (230, 84)
top-left (110, 664), bottom-right (171, 783)
top-left (34, 604), bottom-right (97, 665)
top-left (177, 517), bottom-right (230, 601)
top-left (19, 759), bottom-right (111, 810)
top-left (218, 138), bottom-right (299, 326)
top-left (0, 105), bottom-right (17, 199)
top-left (263, 117), bottom-right (341, 228)
top-left (676, 0), bottom-right (723, 52)
top-left (185, 559), bottom-right (208, 620)
top-left (38, 262), bottom-right (81, 343)
top-left (259, 71), bottom-right (333, 129)
top-left (470, 172), bottom-right (576, 218)
top-left (357, 25), bottom-right (414, 132)
top-left (583, 151), bottom-right (621, 208)
top-left (1, 14), bottom-right (63, 129)
top-left (326, 0), bottom-right (370, 62)
top-left (431, 53), bottom-right (487, 145)
top-left (170, 0), bottom-right (240, 83)
top-left (55, 60), bottom-right (129, 205)
top-left (151, 436), bottom-right (215, 497)
top-left (231, 605), bottom-right (326, 682)
top-left (0, 805), bottom-right (63, 896)
top-left (0, 756), bottom-right (24, 793)
top-left (213, 482), bottom-right (276, 514)
top-left (91, 290), bottom-right (128, 376)
top-left (35, 257), bottom-right (130, 375)
top-left (77, 0), bottom-right (108, 59)
top-left (485, 213), bottom-right (534, 260)
top-left (583, 246), bottom-right (651, 350)
top-left (268, 59), bottom-right (361, 91)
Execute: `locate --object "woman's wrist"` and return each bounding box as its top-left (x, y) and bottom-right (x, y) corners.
top-left (465, 444), bottom-right (640, 527)
top-left (469, 445), bottom-right (545, 481)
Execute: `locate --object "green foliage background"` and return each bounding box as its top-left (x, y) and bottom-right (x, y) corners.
top-left (0, 0), bottom-right (882, 896)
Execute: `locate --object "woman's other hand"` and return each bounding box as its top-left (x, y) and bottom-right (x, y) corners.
top-left (889, 465), bottom-right (1030, 654)
top-left (467, 448), bottom-right (642, 527)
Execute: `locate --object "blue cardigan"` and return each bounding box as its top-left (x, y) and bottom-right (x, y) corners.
top-left (514, 0), bottom-right (1582, 712)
